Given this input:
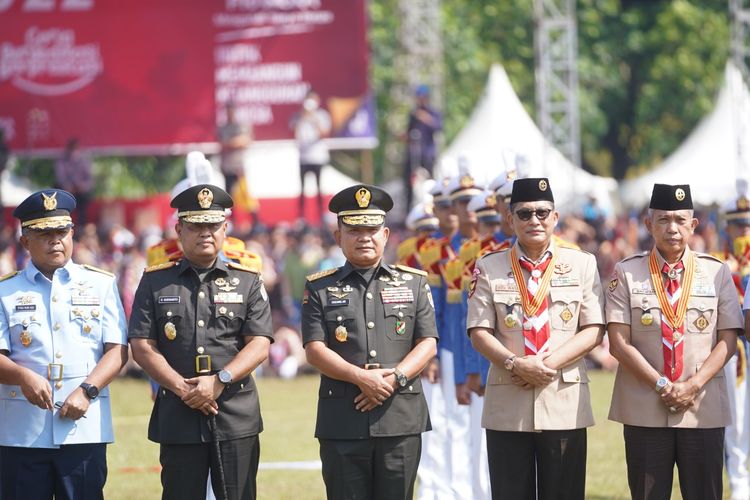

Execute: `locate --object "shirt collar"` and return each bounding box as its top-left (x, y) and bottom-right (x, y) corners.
top-left (176, 257), bottom-right (230, 277)
top-left (653, 246), bottom-right (691, 271)
top-left (514, 239), bottom-right (555, 265)
top-left (24, 259), bottom-right (74, 284)
top-left (339, 260), bottom-right (394, 281)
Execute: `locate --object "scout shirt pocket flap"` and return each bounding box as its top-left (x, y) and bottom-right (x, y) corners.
top-left (157, 305), bottom-right (185, 340)
top-left (560, 363), bottom-right (589, 384)
top-left (549, 288), bottom-right (583, 330)
top-left (397, 376), bottom-right (422, 395)
top-left (69, 306), bottom-right (102, 341)
top-left (685, 296), bottom-right (718, 334)
top-left (214, 304), bottom-right (244, 321)
top-left (492, 293), bottom-right (522, 331)
top-left (629, 295), bottom-right (661, 332)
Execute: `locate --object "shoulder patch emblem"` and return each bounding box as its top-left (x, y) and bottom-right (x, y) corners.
top-left (394, 264), bottom-right (428, 277)
top-left (306, 268), bottom-right (338, 282)
top-left (227, 261), bottom-right (260, 274)
top-left (82, 264), bottom-right (115, 277)
top-left (145, 261), bottom-right (178, 273)
top-left (0, 271), bottom-right (20, 283)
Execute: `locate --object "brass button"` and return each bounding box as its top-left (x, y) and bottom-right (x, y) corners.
top-left (219, 306), bottom-right (227, 315)
top-left (229, 311), bottom-right (234, 318)
top-left (52, 295), bottom-right (58, 302)
top-left (199, 291), bottom-right (206, 299)
top-left (408, 385), bottom-right (413, 391)
top-left (328, 390), bottom-right (332, 396)
top-left (9, 390), bottom-right (16, 398)
top-left (197, 346), bottom-right (205, 354)
top-left (53, 323), bottom-right (61, 331)
top-left (336, 316), bottom-right (343, 322)
top-left (167, 311), bottom-right (173, 317)
top-left (197, 320), bottom-right (205, 327)
top-left (240, 383), bottom-right (244, 389)
top-left (55, 382), bottom-right (63, 390)
top-left (369, 350), bottom-right (377, 357)
top-left (367, 321), bottom-right (375, 329)
top-left (22, 319), bottom-right (29, 327)
top-left (398, 312), bottom-right (404, 318)
top-left (575, 376), bottom-right (581, 382)
top-left (366, 293), bottom-right (373, 300)
top-left (162, 389), bottom-right (166, 396)
top-left (55, 352), bottom-right (62, 359)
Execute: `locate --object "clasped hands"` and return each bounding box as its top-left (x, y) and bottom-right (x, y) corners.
top-left (354, 368), bottom-right (396, 412)
top-left (659, 379), bottom-right (699, 413)
top-left (179, 375), bottom-right (225, 416)
top-left (509, 354), bottom-right (557, 390)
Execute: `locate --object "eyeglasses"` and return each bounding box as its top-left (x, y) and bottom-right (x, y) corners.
top-left (514, 208), bottom-right (552, 221)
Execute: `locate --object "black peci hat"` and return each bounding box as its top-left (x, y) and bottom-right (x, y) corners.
top-left (171, 184), bottom-right (233, 223)
top-left (329, 184), bottom-right (394, 227)
top-left (649, 184), bottom-right (693, 211)
top-left (509, 178), bottom-right (554, 205)
top-left (13, 189), bottom-right (76, 230)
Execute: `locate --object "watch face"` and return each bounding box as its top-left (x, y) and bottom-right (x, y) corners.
top-left (85, 384), bottom-right (99, 399)
top-left (219, 370), bottom-right (232, 384)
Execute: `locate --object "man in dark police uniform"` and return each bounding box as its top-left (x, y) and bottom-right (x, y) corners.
top-left (302, 184), bottom-right (439, 500)
top-left (129, 184), bottom-right (272, 500)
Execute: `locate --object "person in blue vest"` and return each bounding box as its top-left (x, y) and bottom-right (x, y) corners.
top-left (0, 189), bottom-right (129, 500)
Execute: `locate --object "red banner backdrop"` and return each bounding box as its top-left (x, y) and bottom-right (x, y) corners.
top-left (0, 0), bottom-right (373, 154)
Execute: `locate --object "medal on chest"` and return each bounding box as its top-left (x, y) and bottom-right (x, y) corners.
top-left (164, 321), bottom-right (177, 340)
top-left (19, 328), bottom-right (32, 347)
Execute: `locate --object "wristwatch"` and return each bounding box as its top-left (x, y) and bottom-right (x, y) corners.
top-left (218, 369), bottom-right (233, 385)
top-left (504, 355), bottom-right (517, 372)
top-left (394, 368), bottom-right (408, 388)
top-left (79, 382), bottom-right (99, 401)
top-left (655, 376), bottom-right (670, 393)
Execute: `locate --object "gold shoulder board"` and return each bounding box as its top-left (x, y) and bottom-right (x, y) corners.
top-left (82, 264), bottom-right (115, 277)
top-left (227, 261), bottom-right (260, 274)
top-left (0, 271), bottom-right (20, 283)
top-left (145, 261), bottom-right (178, 273)
top-left (394, 264), bottom-right (428, 277)
top-left (306, 268), bottom-right (338, 282)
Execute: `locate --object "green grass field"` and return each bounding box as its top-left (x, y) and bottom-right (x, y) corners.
top-left (105, 371), bottom-right (730, 499)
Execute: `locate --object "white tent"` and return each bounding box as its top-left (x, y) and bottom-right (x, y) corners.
top-left (440, 64), bottom-right (618, 214)
top-left (620, 62), bottom-right (750, 208)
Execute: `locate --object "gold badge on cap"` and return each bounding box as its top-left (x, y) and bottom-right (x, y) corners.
top-left (335, 325), bottom-right (348, 342)
top-left (539, 180), bottom-right (548, 191)
top-left (641, 312), bottom-right (654, 326)
top-left (198, 188), bottom-right (214, 209)
top-left (42, 192), bottom-right (58, 211)
top-left (20, 329), bottom-right (32, 347)
top-left (486, 194), bottom-right (497, 208)
top-left (460, 175), bottom-right (473, 188)
top-left (164, 321), bottom-right (177, 340)
top-left (675, 188), bottom-right (685, 202)
top-left (356, 188), bottom-right (371, 208)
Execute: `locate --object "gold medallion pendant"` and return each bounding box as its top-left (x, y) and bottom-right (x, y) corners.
top-left (335, 325), bottom-right (348, 342)
top-left (164, 322), bottom-right (177, 340)
top-left (20, 329), bottom-right (32, 347)
top-left (504, 314), bottom-right (516, 328)
top-left (641, 312), bottom-right (654, 326)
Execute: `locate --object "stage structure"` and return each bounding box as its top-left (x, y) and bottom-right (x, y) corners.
top-left (731, 0), bottom-right (750, 174)
top-left (384, 0), bottom-right (443, 182)
top-left (534, 0), bottom-right (581, 168)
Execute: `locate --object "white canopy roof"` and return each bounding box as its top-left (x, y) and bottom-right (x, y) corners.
top-left (620, 62), bottom-right (750, 208)
top-left (440, 64), bottom-right (618, 214)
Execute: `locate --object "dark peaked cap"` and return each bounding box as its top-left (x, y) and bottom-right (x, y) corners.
top-left (171, 184), bottom-right (233, 223)
top-left (14, 189), bottom-right (76, 230)
top-left (510, 178), bottom-right (555, 205)
top-left (649, 184), bottom-right (693, 211)
top-left (329, 184), bottom-right (394, 227)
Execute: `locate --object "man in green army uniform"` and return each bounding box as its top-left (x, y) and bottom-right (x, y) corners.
top-left (129, 184), bottom-right (272, 500)
top-left (302, 184), bottom-right (439, 500)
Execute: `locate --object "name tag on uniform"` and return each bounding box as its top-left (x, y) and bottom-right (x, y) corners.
top-left (71, 295), bottom-right (100, 306)
top-left (494, 282), bottom-right (519, 292)
top-left (158, 296), bottom-right (181, 304)
top-left (550, 277), bottom-right (579, 287)
top-left (380, 287), bottom-right (414, 304)
top-left (691, 284), bottom-right (716, 297)
top-left (631, 286), bottom-right (655, 295)
top-left (329, 299), bottom-right (349, 306)
top-left (15, 304), bottom-right (36, 311)
top-left (214, 292), bottom-right (243, 304)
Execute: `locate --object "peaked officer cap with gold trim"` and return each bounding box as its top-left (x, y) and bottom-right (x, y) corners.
top-left (171, 184), bottom-right (233, 223)
top-left (13, 189), bottom-right (76, 230)
top-left (329, 184), bottom-right (394, 227)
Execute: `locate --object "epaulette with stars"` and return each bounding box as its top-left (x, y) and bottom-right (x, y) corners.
top-left (82, 264), bottom-right (115, 277)
top-left (306, 268), bottom-right (338, 282)
top-left (0, 271), bottom-right (20, 283)
top-left (145, 261), bottom-right (178, 273)
top-left (394, 264), bottom-right (427, 277)
top-left (227, 261), bottom-right (260, 274)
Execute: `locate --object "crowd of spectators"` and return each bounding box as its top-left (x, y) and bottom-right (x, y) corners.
top-left (0, 200), bottom-right (731, 379)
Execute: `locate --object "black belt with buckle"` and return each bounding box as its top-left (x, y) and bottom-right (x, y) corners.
top-left (364, 363), bottom-right (381, 370)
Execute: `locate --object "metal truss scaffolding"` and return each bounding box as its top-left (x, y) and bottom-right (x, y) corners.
top-left (730, 0), bottom-right (750, 174)
top-left (385, 0), bottom-right (443, 183)
top-left (534, 0), bottom-right (581, 168)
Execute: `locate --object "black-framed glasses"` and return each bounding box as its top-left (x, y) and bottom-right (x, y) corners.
top-left (514, 208), bottom-right (552, 221)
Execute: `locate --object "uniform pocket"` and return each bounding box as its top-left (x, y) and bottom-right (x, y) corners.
top-left (560, 363), bottom-right (589, 384)
top-left (384, 305), bottom-right (416, 341)
top-left (685, 297), bottom-right (717, 334)
top-left (492, 293), bottom-right (522, 333)
top-left (549, 288), bottom-right (582, 331)
top-left (629, 295), bottom-right (662, 334)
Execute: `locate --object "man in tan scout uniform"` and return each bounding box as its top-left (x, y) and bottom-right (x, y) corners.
top-left (467, 178), bottom-right (605, 500)
top-left (607, 183), bottom-right (743, 500)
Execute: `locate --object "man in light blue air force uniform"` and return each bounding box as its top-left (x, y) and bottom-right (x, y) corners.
top-left (0, 189), bottom-right (128, 500)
